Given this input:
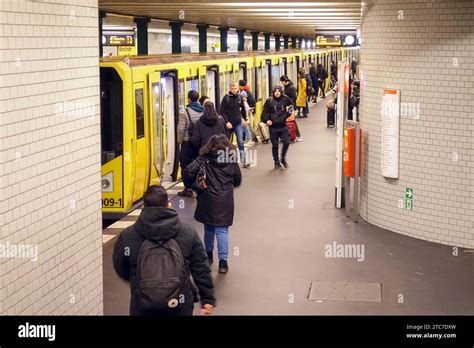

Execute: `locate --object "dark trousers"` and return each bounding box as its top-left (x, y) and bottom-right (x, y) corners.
top-left (318, 79), bottom-right (326, 97)
top-left (179, 142), bottom-right (198, 188)
top-left (270, 126), bottom-right (290, 162)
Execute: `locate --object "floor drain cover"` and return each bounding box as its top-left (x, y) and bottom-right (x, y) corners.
top-left (308, 281), bottom-right (382, 302)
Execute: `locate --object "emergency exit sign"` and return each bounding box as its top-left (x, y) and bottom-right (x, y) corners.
top-left (405, 188), bottom-right (413, 210)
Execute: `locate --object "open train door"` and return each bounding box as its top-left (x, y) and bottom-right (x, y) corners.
top-left (149, 70), bottom-right (179, 184)
top-left (148, 71), bottom-right (162, 187)
top-left (131, 82), bottom-right (150, 203)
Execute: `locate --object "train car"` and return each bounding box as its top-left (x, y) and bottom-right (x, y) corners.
top-left (100, 53), bottom-right (254, 218)
top-left (100, 47), bottom-right (359, 218)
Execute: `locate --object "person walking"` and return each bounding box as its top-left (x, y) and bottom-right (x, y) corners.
top-left (189, 101), bottom-right (227, 150)
top-left (113, 185), bottom-right (215, 316)
top-left (184, 134), bottom-right (242, 274)
top-left (261, 85), bottom-right (293, 169)
top-left (220, 82), bottom-right (250, 168)
top-left (178, 90), bottom-right (203, 197)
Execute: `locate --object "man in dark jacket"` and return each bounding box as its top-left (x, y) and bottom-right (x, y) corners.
top-left (309, 63), bottom-right (319, 103)
top-left (113, 185), bottom-right (215, 316)
top-left (239, 80), bottom-right (256, 108)
top-left (316, 64), bottom-right (328, 98)
top-left (220, 82), bottom-right (250, 168)
top-left (261, 85), bottom-right (293, 169)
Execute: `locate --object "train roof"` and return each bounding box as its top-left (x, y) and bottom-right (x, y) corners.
top-left (99, 48), bottom-right (343, 67)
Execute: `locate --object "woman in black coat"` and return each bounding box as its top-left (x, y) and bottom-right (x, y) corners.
top-left (184, 134), bottom-right (242, 274)
top-left (190, 101), bottom-right (227, 149)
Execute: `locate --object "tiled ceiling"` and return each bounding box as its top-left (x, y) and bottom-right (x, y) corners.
top-left (99, 0), bottom-right (362, 37)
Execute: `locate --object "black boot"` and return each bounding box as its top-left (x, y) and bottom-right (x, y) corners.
top-left (281, 158), bottom-right (289, 169)
top-left (218, 260), bottom-right (229, 274)
top-left (274, 161), bottom-right (282, 169)
top-left (206, 252), bottom-right (213, 265)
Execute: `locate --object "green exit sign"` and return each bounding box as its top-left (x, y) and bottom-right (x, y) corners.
top-left (405, 188), bottom-right (413, 210)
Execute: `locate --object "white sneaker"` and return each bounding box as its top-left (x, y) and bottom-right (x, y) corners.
top-left (295, 137), bottom-right (303, 142)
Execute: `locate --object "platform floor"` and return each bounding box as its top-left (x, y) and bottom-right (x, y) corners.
top-left (102, 99), bottom-right (474, 315)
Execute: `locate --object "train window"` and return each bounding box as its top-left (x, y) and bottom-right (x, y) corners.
top-left (272, 63), bottom-right (280, 88)
top-left (179, 79), bottom-right (185, 111)
top-left (135, 88), bottom-right (145, 139)
top-left (100, 67), bottom-right (123, 165)
top-left (249, 66), bottom-right (255, 91)
top-left (224, 70), bottom-right (233, 90)
top-left (255, 66), bottom-right (261, 101)
top-left (282, 58), bottom-right (287, 76)
top-left (186, 77), bottom-right (199, 94)
top-left (219, 72), bottom-right (226, 102)
top-left (266, 61), bottom-right (272, 99)
top-left (239, 63), bottom-right (247, 81)
top-left (200, 75), bottom-right (206, 97)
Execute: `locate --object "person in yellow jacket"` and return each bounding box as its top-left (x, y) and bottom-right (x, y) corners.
top-left (296, 70), bottom-right (308, 118)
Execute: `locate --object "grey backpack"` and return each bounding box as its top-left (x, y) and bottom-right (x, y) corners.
top-left (135, 238), bottom-right (186, 313)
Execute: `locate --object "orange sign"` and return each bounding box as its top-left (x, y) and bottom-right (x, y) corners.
top-left (344, 127), bottom-right (362, 177)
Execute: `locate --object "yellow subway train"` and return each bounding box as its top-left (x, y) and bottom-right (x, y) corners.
top-left (100, 47), bottom-right (360, 218)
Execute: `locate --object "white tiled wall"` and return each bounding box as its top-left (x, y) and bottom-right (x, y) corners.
top-left (0, 0), bottom-right (103, 314)
top-left (359, 0), bottom-right (474, 248)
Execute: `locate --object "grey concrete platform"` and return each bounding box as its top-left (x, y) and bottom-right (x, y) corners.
top-left (102, 99), bottom-right (474, 315)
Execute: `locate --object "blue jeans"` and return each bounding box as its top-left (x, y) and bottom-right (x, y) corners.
top-left (204, 224), bottom-right (229, 261)
top-left (244, 125), bottom-right (252, 141)
top-left (229, 123), bottom-right (246, 165)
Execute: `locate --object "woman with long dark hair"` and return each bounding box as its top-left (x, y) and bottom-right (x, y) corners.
top-left (184, 134), bottom-right (242, 274)
top-left (189, 101), bottom-right (227, 150)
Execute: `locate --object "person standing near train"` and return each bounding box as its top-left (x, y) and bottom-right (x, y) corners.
top-left (309, 63), bottom-right (319, 103)
top-left (280, 75), bottom-right (303, 142)
top-left (316, 63), bottom-right (328, 99)
top-left (220, 82), bottom-right (250, 169)
top-left (189, 101), bottom-right (227, 150)
top-left (178, 90), bottom-right (203, 197)
top-left (296, 71), bottom-right (308, 118)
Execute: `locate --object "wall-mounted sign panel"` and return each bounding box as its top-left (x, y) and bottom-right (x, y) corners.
top-left (103, 33), bottom-right (135, 46)
top-left (317, 36), bottom-right (342, 47)
top-left (381, 89), bottom-right (400, 178)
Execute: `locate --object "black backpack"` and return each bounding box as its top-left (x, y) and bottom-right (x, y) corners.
top-left (135, 238), bottom-right (187, 313)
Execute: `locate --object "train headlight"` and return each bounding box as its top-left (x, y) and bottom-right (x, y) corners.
top-left (101, 172), bottom-right (114, 192)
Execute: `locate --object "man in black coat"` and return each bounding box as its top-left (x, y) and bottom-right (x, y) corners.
top-left (113, 185), bottom-right (215, 316)
top-left (316, 64), bottom-right (328, 98)
top-left (261, 85), bottom-right (293, 169)
top-left (309, 63), bottom-right (319, 103)
top-left (220, 82), bottom-right (249, 168)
